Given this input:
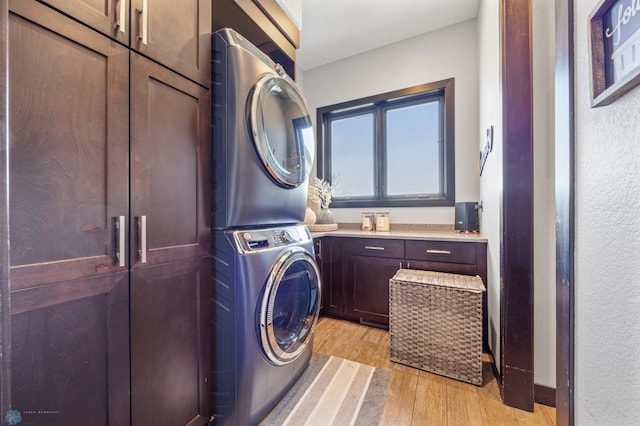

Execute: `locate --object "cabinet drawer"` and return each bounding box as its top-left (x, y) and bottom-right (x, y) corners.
top-left (405, 240), bottom-right (477, 264)
top-left (404, 260), bottom-right (477, 276)
top-left (347, 238), bottom-right (405, 259)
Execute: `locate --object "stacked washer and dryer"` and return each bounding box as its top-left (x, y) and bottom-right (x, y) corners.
top-left (210, 29), bottom-right (321, 425)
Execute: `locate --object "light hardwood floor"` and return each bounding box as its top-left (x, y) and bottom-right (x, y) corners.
top-left (312, 317), bottom-right (556, 426)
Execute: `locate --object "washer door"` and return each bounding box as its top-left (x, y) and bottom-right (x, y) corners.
top-left (260, 247), bottom-right (321, 365)
top-left (249, 72), bottom-right (314, 188)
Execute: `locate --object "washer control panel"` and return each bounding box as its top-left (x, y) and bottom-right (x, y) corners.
top-left (234, 225), bottom-right (310, 253)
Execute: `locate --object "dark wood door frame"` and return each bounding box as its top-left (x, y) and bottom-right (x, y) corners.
top-left (500, 0), bottom-right (535, 411)
top-left (1, 0), bottom-right (10, 418)
top-left (555, 0), bottom-right (575, 424)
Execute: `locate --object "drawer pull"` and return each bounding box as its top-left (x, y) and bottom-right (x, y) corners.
top-left (426, 249), bottom-right (451, 255)
top-left (364, 246), bottom-right (385, 251)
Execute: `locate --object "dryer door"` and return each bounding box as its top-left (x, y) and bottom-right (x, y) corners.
top-left (249, 73), bottom-right (314, 188)
top-left (260, 247), bottom-right (321, 365)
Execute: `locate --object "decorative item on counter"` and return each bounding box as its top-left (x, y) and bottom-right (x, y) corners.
top-left (361, 212), bottom-right (375, 231)
top-left (306, 181), bottom-right (321, 218)
top-left (310, 177), bottom-right (334, 224)
top-left (376, 212), bottom-right (390, 231)
top-left (302, 207), bottom-right (316, 225)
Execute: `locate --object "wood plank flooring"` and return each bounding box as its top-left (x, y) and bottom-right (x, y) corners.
top-left (312, 317), bottom-right (556, 426)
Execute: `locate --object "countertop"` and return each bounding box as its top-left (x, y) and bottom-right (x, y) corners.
top-left (309, 227), bottom-right (487, 243)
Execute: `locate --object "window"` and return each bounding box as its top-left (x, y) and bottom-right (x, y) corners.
top-left (316, 79), bottom-right (455, 208)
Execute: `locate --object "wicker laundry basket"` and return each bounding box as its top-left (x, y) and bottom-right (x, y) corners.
top-left (389, 269), bottom-right (486, 385)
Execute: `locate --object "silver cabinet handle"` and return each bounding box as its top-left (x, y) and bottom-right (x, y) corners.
top-left (317, 239), bottom-right (322, 258)
top-left (426, 249), bottom-right (451, 254)
top-left (116, 0), bottom-right (126, 33)
top-left (364, 246), bottom-right (385, 251)
top-left (139, 215), bottom-right (147, 263)
top-left (116, 215), bottom-right (125, 267)
top-left (136, 0), bottom-right (148, 45)
top-left (142, 0), bottom-right (148, 44)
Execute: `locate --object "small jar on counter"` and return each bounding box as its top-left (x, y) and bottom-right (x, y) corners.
top-left (375, 212), bottom-right (390, 231)
top-left (361, 212), bottom-right (375, 231)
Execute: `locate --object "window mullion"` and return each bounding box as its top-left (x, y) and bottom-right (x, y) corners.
top-left (322, 115), bottom-right (331, 182)
top-left (375, 105), bottom-right (385, 201)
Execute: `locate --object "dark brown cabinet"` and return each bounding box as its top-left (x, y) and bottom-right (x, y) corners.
top-left (316, 237), bottom-right (345, 318)
top-left (129, 52), bottom-right (211, 425)
top-left (7, 1), bottom-right (211, 424)
top-left (316, 236), bottom-right (487, 335)
top-left (348, 255), bottom-right (403, 327)
top-left (129, 52), bottom-right (211, 267)
top-left (11, 273), bottom-right (130, 425)
top-left (36, 0), bottom-right (211, 86)
top-left (9, 0), bottom-right (129, 292)
top-left (37, 0), bottom-right (130, 45)
top-left (344, 238), bottom-right (404, 327)
top-left (131, 258), bottom-right (211, 426)
top-left (8, 3), bottom-right (131, 423)
top-left (130, 0), bottom-right (211, 86)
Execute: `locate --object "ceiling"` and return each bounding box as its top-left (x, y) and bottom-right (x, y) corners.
top-left (296, 0), bottom-right (480, 71)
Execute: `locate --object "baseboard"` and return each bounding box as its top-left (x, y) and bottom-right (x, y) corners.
top-left (485, 349), bottom-right (555, 408)
top-left (486, 348), bottom-right (502, 388)
top-left (534, 384), bottom-right (556, 407)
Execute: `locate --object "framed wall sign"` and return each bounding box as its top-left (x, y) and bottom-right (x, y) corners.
top-left (590, 0), bottom-right (640, 107)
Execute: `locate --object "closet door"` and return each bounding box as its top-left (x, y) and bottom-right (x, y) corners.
top-left (8, 1), bottom-right (130, 424)
top-left (129, 52), bottom-right (211, 426)
top-left (130, 0), bottom-right (210, 86)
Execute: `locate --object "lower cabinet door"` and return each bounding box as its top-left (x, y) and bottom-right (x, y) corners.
top-left (347, 255), bottom-right (404, 327)
top-left (10, 272), bottom-right (130, 426)
top-left (130, 257), bottom-right (211, 426)
top-left (317, 237), bottom-right (346, 318)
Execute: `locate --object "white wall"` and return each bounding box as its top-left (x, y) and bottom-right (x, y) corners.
top-left (574, 0), bottom-right (640, 423)
top-left (532, 0), bottom-right (557, 389)
top-left (477, 0), bottom-right (503, 371)
top-left (301, 19), bottom-right (480, 225)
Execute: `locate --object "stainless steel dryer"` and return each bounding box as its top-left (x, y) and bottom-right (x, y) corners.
top-left (211, 225), bottom-right (321, 425)
top-left (212, 28), bottom-right (315, 229)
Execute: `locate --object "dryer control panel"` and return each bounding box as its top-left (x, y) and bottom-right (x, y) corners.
top-left (233, 225), bottom-right (311, 254)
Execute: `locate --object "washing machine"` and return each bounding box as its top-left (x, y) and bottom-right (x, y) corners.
top-left (212, 28), bottom-right (315, 229)
top-left (211, 224), bottom-right (321, 425)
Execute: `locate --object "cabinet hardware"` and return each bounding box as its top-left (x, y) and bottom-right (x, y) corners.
top-left (364, 246), bottom-right (385, 251)
top-left (317, 239), bottom-right (322, 258)
top-left (426, 249), bottom-right (451, 254)
top-left (137, 0), bottom-right (148, 45)
top-left (116, 216), bottom-right (125, 267)
top-left (139, 215), bottom-right (147, 263)
top-left (115, 0), bottom-right (126, 33)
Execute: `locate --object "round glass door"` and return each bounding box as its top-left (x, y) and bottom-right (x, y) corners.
top-left (259, 248), bottom-right (321, 365)
top-left (249, 74), bottom-right (314, 188)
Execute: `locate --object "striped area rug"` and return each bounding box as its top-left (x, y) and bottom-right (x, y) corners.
top-left (261, 354), bottom-right (390, 426)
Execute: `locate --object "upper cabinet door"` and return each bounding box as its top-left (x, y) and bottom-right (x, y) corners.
top-left (37, 0), bottom-right (130, 45)
top-left (130, 0), bottom-right (211, 86)
top-left (129, 52), bottom-right (211, 269)
top-left (8, 0), bottom-right (130, 290)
